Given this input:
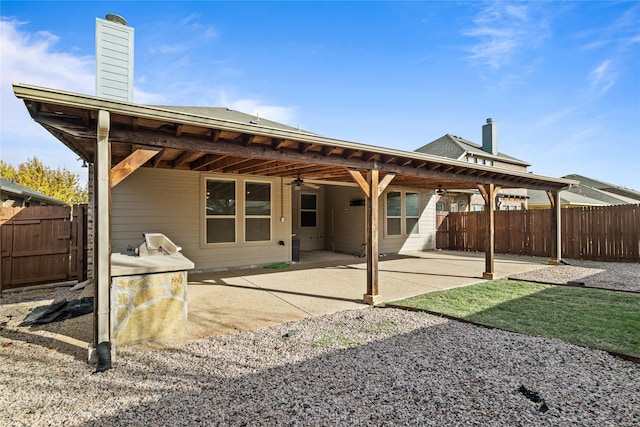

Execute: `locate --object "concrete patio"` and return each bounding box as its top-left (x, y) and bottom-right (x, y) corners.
top-left (183, 250), bottom-right (550, 344)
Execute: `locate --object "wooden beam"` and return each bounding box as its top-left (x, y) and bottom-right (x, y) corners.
top-left (192, 154), bottom-right (224, 171)
top-left (364, 152), bottom-right (379, 162)
top-left (477, 184), bottom-right (489, 204)
top-left (227, 159), bottom-right (276, 174)
top-left (208, 156), bottom-right (251, 172)
top-left (546, 190), bottom-right (555, 208)
top-left (322, 146), bottom-right (335, 157)
top-left (211, 129), bottom-right (221, 142)
top-left (172, 150), bottom-right (204, 168)
top-left (242, 134), bottom-right (255, 147)
top-left (377, 173), bottom-right (396, 197)
top-left (413, 160), bottom-right (427, 169)
top-left (348, 169), bottom-right (370, 198)
top-left (364, 169), bottom-right (382, 305)
top-left (176, 124), bottom-right (183, 137)
top-left (483, 183), bottom-right (496, 280)
top-left (381, 155), bottom-right (396, 164)
top-left (132, 117), bottom-right (139, 131)
top-left (110, 147), bottom-right (162, 187)
top-left (299, 143), bottom-right (312, 154)
top-left (152, 148), bottom-right (166, 168)
top-left (343, 149), bottom-right (358, 159)
top-left (272, 138), bottom-right (285, 151)
top-left (53, 123), bottom-right (566, 191)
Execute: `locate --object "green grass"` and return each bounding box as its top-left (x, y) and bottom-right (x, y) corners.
top-left (391, 280), bottom-right (640, 358)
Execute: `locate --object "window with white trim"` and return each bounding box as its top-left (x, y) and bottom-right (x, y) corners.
top-left (386, 191), bottom-right (420, 236)
top-left (205, 179), bottom-right (236, 243)
top-left (405, 192), bottom-right (419, 235)
top-left (300, 193), bottom-right (317, 227)
top-left (386, 191), bottom-right (402, 235)
top-left (245, 182), bottom-right (271, 241)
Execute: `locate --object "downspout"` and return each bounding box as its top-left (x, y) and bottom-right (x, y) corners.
top-left (95, 109), bottom-right (112, 372)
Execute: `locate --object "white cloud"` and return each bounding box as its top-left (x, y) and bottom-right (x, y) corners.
top-left (0, 18), bottom-right (95, 179)
top-left (463, 2), bottom-right (551, 70)
top-left (222, 96), bottom-right (297, 126)
top-left (588, 60), bottom-right (617, 95)
top-left (537, 107), bottom-right (577, 127)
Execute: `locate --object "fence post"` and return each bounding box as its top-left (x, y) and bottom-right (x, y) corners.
top-left (549, 190), bottom-right (562, 265)
top-left (482, 184), bottom-right (496, 279)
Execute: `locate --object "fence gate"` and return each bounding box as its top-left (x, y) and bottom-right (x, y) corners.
top-left (1, 205), bottom-right (77, 291)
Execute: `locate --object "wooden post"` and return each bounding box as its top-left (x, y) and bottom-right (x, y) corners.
top-left (364, 169), bottom-right (382, 305)
top-left (348, 169), bottom-right (394, 305)
top-left (483, 183), bottom-right (496, 279)
top-left (549, 190), bottom-right (562, 265)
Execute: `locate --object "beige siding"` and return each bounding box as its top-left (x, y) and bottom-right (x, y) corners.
top-left (112, 170), bottom-right (436, 269)
top-left (111, 168), bottom-right (291, 271)
top-left (324, 186), bottom-right (366, 254)
top-left (379, 188), bottom-right (436, 254)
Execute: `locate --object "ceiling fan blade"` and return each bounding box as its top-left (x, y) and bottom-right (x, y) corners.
top-left (303, 182), bottom-right (320, 190)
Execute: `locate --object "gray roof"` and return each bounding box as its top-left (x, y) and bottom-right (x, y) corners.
top-left (153, 106), bottom-right (314, 135)
top-left (528, 189), bottom-right (607, 207)
top-left (0, 178), bottom-right (66, 205)
top-left (414, 134), bottom-right (530, 167)
top-left (562, 174), bottom-right (640, 201)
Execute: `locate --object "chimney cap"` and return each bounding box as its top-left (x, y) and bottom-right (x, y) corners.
top-left (105, 14), bottom-right (127, 26)
top-left (486, 118), bottom-right (493, 124)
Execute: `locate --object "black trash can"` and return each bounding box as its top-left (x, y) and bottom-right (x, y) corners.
top-left (292, 237), bottom-right (300, 262)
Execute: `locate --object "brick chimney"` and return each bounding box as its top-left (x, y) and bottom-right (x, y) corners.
top-left (482, 118), bottom-right (498, 156)
top-left (96, 14), bottom-right (134, 102)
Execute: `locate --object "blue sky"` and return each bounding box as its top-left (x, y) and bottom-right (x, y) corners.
top-left (1, 1), bottom-right (639, 189)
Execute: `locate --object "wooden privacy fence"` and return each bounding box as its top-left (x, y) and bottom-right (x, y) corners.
top-left (1, 204), bottom-right (88, 291)
top-left (439, 204), bottom-right (639, 262)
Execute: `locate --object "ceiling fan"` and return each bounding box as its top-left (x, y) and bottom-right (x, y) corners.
top-left (287, 173), bottom-right (320, 190)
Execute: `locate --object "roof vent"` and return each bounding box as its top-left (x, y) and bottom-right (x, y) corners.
top-left (105, 13), bottom-right (127, 26)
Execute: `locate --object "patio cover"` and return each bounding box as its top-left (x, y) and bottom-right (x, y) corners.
top-left (13, 83), bottom-right (576, 361)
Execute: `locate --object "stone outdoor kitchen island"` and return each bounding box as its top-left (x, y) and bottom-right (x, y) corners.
top-left (110, 234), bottom-right (194, 346)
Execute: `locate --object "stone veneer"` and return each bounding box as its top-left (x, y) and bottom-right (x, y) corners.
top-left (111, 271), bottom-right (187, 345)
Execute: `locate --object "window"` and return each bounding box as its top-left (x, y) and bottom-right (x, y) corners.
top-left (300, 193), bottom-right (317, 227)
top-left (450, 202), bottom-right (459, 212)
top-left (206, 180), bottom-right (236, 243)
top-left (405, 192), bottom-right (419, 235)
top-left (436, 202), bottom-right (445, 212)
top-left (471, 204), bottom-right (485, 212)
top-left (486, 159), bottom-right (493, 166)
top-left (468, 156), bottom-right (475, 163)
top-left (386, 191), bottom-right (420, 236)
top-left (245, 182), bottom-right (271, 242)
top-left (386, 191), bottom-right (402, 235)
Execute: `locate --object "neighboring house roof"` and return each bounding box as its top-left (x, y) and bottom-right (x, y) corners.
top-left (0, 178), bottom-right (66, 205)
top-left (562, 174), bottom-right (640, 202)
top-left (528, 189), bottom-right (607, 207)
top-left (414, 134), bottom-right (531, 167)
top-left (155, 106), bottom-right (313, 135)
top-left (528, 174), bottom-right (640, 208)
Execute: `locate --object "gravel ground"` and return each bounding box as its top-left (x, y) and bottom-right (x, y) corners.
top-left (509, 258), bottom-right (640, 292)
top-left (2, 259), bottom-right (639, 426)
